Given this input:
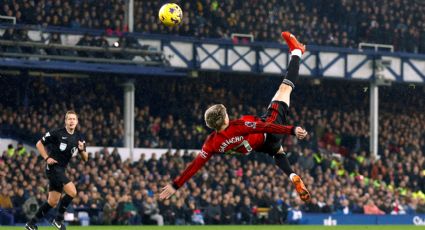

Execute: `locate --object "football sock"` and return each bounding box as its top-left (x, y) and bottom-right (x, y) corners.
top-left (56, 194), bottom-right (74, 221)
top-left (30, 202), bottom-right (53, 224)
top-left (282, 55), bottom-right (301, 87)
top-left (274, 153), bottom-right (295, 177)
top-left (291, 49), bottom-right (303, 58)
top-left (289, 173), bottom-right (297, 181)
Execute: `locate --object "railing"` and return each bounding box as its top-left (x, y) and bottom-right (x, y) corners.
top-left (0, 40), bottom-right (164, 66)
top-left (1, 24), bottom-right (425, 82)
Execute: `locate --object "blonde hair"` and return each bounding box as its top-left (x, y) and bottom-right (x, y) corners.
top-left (65, 110), bottom-right (78, 120)
top-left (204, 104), bottom-right (227, 130)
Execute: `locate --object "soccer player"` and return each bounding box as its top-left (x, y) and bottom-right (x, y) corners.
top-left (160, 32), bottom-right (311, 202)
top-left (25, 111), bottom-right (88, 230)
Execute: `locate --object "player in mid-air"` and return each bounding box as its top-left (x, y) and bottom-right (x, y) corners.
top-left (160, 32), bottom-right (311, 202)
top-left (25, 111), bottom-right (88, 230)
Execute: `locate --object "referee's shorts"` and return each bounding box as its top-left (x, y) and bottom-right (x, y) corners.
top-left (46, 165), bottom-right (71, 192)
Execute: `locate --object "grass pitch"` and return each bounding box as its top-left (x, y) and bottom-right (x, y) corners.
top-left (1, 226), bottom-right (423, 230)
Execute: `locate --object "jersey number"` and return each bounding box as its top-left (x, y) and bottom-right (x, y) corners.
top-left (225, 140), bottom-right (253, 155)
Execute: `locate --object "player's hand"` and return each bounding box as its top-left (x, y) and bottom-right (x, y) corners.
top-left (295, 127), bottom-right (308, 139)
top-left (46, 157), bottom-right (58, 165)
top-left (78, 141), bottom-right (85, 152)
top-left (159, 184), bottom-right (176, 200)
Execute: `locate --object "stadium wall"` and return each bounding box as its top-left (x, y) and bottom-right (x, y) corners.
top-left (85, 146), bottom-right (199, 161)
top-left (303, 214), bottom-right (425, 226)
top-left (0, 138), bottom-right (197, 160)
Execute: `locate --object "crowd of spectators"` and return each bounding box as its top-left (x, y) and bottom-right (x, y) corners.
top-left (0, 74), bottom-right (424, 225)
top-left (1, 74), bottom-right (424, 152)
top-left (1, 0), bottom-right (424, 226)
top-left (1, 141), bottom-right (424, 225)
top-left (1, 0), bottom-right (425, 53)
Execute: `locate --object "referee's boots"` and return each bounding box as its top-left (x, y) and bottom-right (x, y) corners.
top-left (25, 222), bottom-right (38, 230)
top-left (52, 219), bottom-right (66, 230)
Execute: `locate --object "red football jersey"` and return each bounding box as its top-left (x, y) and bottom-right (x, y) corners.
top-left (172, 116), bottom-right (295, 188)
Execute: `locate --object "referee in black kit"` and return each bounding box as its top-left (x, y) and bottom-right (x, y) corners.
top-left (25, 111), bottom-right (88, 230)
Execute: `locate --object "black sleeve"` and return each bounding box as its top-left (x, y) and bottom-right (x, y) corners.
top-left (78, 132), bottom-right (86, 142)
top-left (40, 129), bottom-right (59, 145)
top-left (79, 133), bottom-right (87, 151)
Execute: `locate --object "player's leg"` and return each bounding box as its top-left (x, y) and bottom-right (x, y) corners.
top-left (275, 147), bottom-right (311, 201)
top-left (52, 182), bottom-right (77, 230)
top-left (260, 103), bottom-right (298, 182)
top-left (281, 31), bottom-right (305, 88)
top-left (271, 32), bottom-right (305, 107)
top-left (261, 32), bottom-right (310, 201)
top-left (271, 84), bottom-right (293, 107)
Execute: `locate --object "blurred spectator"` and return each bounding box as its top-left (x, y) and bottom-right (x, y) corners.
top-left (0, 188), bottom-right (14, 225)
top-left (363, 200), bottom-right (385, 215)
top-left (268, 199), bottom-right (288, 224)
top-left (117, 195), bottom-right (138, 225)
top-left (188, 199), bottom-right (204, 225)
top-left (6, 144), bottom-right (14, 157)
top-left (92, 34), bottom-right (112, 58)
top-left (12, 188), bottom-right (27, 223)
top-left (0, 188), bottom-right (13, 209)
top-left (45, 33), bottom-right (63, 56)
top-left (304, 197), bottom-right (321, 213)
top-left (205, 198), bottom-right (221, 224)
top-left (221, 198), bottom-right (235, 224)
top-left (16, 142), bottom-right (27, 156)
top-left (142, 196), bottom-right (163, 225)
top-left (336, 199), bottom-right (351, 215)
top-left (158, 199), bottom-right (175, 225)
top-left (239, 196), bottom-right (253, 224)
top-left (102, 196), bottom-right (117, 225)
top-left (174, 199), bottom-right (188, 225)
top-left (288, 203), bottom-right (303, 224)
top-left (1, 28), bottom-right (22, 53)
top-left (417, 199), bottom-right (425, 214)
top-left (76, 34), bottom-right (94, 57)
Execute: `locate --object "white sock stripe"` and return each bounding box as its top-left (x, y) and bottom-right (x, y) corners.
top-left (291, 49), bottom-right (302, 58)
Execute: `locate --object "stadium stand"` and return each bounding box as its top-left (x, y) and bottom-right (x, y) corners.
top-left (0, 0), bottom-right (424, 227)
top-left (1, 143), bottom-right (424, 225)
top-left (2, 0), bottom-right (425, 53)
top-left (1, 75), bottom-right (424, 151)
top-left (0, 75), bottom-right (424, 225)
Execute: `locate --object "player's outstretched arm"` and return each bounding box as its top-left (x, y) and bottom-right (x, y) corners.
top-left (237, 120), bottom-right (308, 139)
top-left (159, 184), bottom-right (176, 200)
top-left (294, 126), bottom-right (308, 139)
top-left (159, 149), bottom-right (213, 200)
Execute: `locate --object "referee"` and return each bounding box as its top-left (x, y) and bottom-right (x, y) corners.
top-left (25, 111), bottom-right (88, 230)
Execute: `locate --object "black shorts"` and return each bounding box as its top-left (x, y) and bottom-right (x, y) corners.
top-left (46, 165), bottom-right (70, 192)
top-left (258, 100), bottom-right (290, 155)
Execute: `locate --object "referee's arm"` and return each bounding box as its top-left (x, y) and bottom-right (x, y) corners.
top-left (36, 140), bottom-right (49, 161)
top-left (78, 141), bottom-right (88, 162)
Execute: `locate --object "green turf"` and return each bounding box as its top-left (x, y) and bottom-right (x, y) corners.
top-left (1, 226), bottom-right (423, 230)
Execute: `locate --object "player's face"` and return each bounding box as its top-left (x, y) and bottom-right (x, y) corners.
top-left (65, 114), bottom-right (78, 130)
top-left (224, 112), bottom-right (229, 126)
